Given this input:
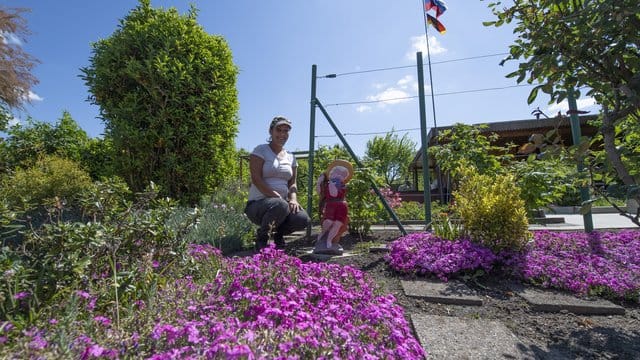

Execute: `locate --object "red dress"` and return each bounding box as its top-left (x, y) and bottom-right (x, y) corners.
top-left (321, 178), bottom-right (348, 223)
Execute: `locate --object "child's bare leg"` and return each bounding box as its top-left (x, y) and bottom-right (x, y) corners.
top-left (319, 219), bottom-right (333, 246)
top-left (325, 221), bottom-right (343, 247)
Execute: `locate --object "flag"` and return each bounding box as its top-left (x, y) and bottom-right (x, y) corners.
top-left (424, 0), bottom-right (447, 18)
top-left (426, 14), bottom-right (446, 34)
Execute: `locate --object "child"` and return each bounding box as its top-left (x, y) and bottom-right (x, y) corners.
top-left (315, 159), bottom-right (353, 255)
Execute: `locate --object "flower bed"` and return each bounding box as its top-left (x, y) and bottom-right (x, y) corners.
top-left (2, 245), bottom-right (426, 359)
top-left (386, 230), bottom-right (640, 300)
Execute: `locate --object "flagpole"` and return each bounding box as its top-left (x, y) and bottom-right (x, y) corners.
top-left (420, 1), bottom-right (445, 203)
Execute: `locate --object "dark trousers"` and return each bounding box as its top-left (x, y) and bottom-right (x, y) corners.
top-left (244, 197), bottom-right (310, 249)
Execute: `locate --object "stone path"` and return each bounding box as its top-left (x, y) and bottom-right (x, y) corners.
top-left (401, 279), bottom-right (625, 359)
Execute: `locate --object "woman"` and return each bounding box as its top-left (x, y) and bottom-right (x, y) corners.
top-left (244, 116), bottom-right (310, 250)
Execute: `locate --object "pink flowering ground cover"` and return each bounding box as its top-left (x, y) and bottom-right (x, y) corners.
top-left (147, 246), bottom-right (425, 359)
top-left (3, 244), bottom-right (425, 359)
top-left (386, 230), bottom-right (640, 300)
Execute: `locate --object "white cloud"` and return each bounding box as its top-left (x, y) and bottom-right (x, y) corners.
top-left (406, 35), bottom-right (446, 60)
top-left (396, 75), bottom-right (413, 88)
top-left (360, 76), bottom-right (421, 111)
top-left (547, 97), bottom-right (598, 114)
top-left (27, 91), bottom-right (43, 102)
top-left (367, 87), bottom-right (412, 107)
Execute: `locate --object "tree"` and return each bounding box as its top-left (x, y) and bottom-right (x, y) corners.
top-left (81, 0), bottom-right (239, 205)
top-left (364, 132), bottom-right (416, 188)
top-left (485, 0), bottom-right (640, 221)
top-left (0, 111), bottom-right (89, 172)
top-left (0, 7), bottom-right (39, 130)
top-left (429, 123), bottom-right (512, 179)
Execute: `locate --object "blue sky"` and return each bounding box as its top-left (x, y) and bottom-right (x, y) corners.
top-left (5, 0), bottom-right (597, 157)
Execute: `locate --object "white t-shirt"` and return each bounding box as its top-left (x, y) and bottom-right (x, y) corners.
top-left (247, 144), bottom-right (297, 201)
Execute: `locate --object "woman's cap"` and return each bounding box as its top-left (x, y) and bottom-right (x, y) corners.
top-left (270, 116), bottom-right (292, 129)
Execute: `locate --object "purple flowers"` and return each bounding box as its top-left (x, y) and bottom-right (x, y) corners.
top-left (13, 292), bottom-right (30, 300)
top-left (510, 230), bottom-right (640, 297)
top-left (3, 244), bottom-right (425, 358)
top-left (387, 230), bottom-right (640, 299)
top-left (385, 233), bottom-right (497, 281)
top-left (144, 245), bottom-right (426, 358)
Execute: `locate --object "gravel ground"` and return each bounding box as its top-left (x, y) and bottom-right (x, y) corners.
top-left (285, 230), bottom-right (640, 360)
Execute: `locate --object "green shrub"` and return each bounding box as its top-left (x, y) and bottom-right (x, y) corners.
top-left (1, 183), bottom-right (201, 326)
top-left (454, 166), bottom-right (531, 252)
top-left (179, 200), bottom-right (254, 254)
top-left (205, 179), bottom-right (249, 212)
top-left (345, 174), bottom-right (382, 236)
top-left (0, 246), bottom-right (37, 325)
top-left (394, 201), bottom-right (425, 221)
top-left (0, 155), bottom-right (93, 208)
top-left (77, 176), bottom-right (133, 222)
top-left (509, 155), bottom-right (575, 216)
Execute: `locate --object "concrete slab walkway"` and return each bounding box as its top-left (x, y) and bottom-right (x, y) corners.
top-left (411, 314), bottom-right (528, 360)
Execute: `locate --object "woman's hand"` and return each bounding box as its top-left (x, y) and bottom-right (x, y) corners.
top-left (288, 199), bottom-right (301, 213)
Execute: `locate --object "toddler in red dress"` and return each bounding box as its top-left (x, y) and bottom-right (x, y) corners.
top-left (315, 160), bottom-right (353, 255)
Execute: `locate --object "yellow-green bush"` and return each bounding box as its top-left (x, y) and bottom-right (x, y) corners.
top-left (454, 166), bottom-right (530, 252)
top-left (1, 155), bottom-right (93, 208)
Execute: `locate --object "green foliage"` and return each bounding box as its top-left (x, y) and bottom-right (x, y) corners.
top-left (79, 137), bottom-right (116, 180)
top-left (77, 176), bottom-right (134, 222)
top-left (587, 115), bottom-right (640, 204)
top-left (454, 166), bottom-right (531, 252)
top-left (485, 0), bottom-right (640, 223)
top-left (430, 123), bottom-right (512, 179)
top-left (1, 181), bottom-right (201, 325)
top-left (364, 131), bottom-right (417, 187)
top-left (206, 178), bottom-right (249, 212)
top-left (431, 212), bottom-right (463, 241)
top-left (485, 0), bottom-right (639, 114)
top-left (0, 112), bottom-right (90, 172)
top-left (343, 170), bottom-right (384, 236)
top-left (181, 200), bottom-right (254, 254)
top-left (393, 201), bottom-right (425, 221)
top-left (372, 187), bottom-right (403, 222)
top-left (0, 155), bottom-right (93, 209)
top-left (509, 155), bottom-right (577, 217)
top-left (81, 1), bottom-right (240, 205)
top-left (0, 245), bottom-right (37, 323)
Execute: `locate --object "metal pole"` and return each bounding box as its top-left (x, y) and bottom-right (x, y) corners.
top-left (417, 52), bottom-right (432, 229)
top-left (306, 65), bottom-right (317, 238)
top-left (421, 6), bottom-right (444, 204)
top-left (567, 89), bottom-right (594, 233)
top-left (315, 99), bottom-right (407, 235)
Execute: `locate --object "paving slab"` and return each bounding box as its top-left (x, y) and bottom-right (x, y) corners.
top-left (368, 244), bottom-right (390, 253)
top-left (402, 279), bottom-right (483, 306)
top-left (511, 285), bottom-right (625, 315)
top-left (411, 314), bottom-right (527, 359)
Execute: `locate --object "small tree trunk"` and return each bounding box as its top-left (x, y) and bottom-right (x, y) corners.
top-left (601, 111), bottom-right (639, 226)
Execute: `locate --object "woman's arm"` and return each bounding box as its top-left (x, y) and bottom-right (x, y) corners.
top-left (287, 165), bottom-right (302, 212)
top-left (249, 154), bottom-right (280, 198)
